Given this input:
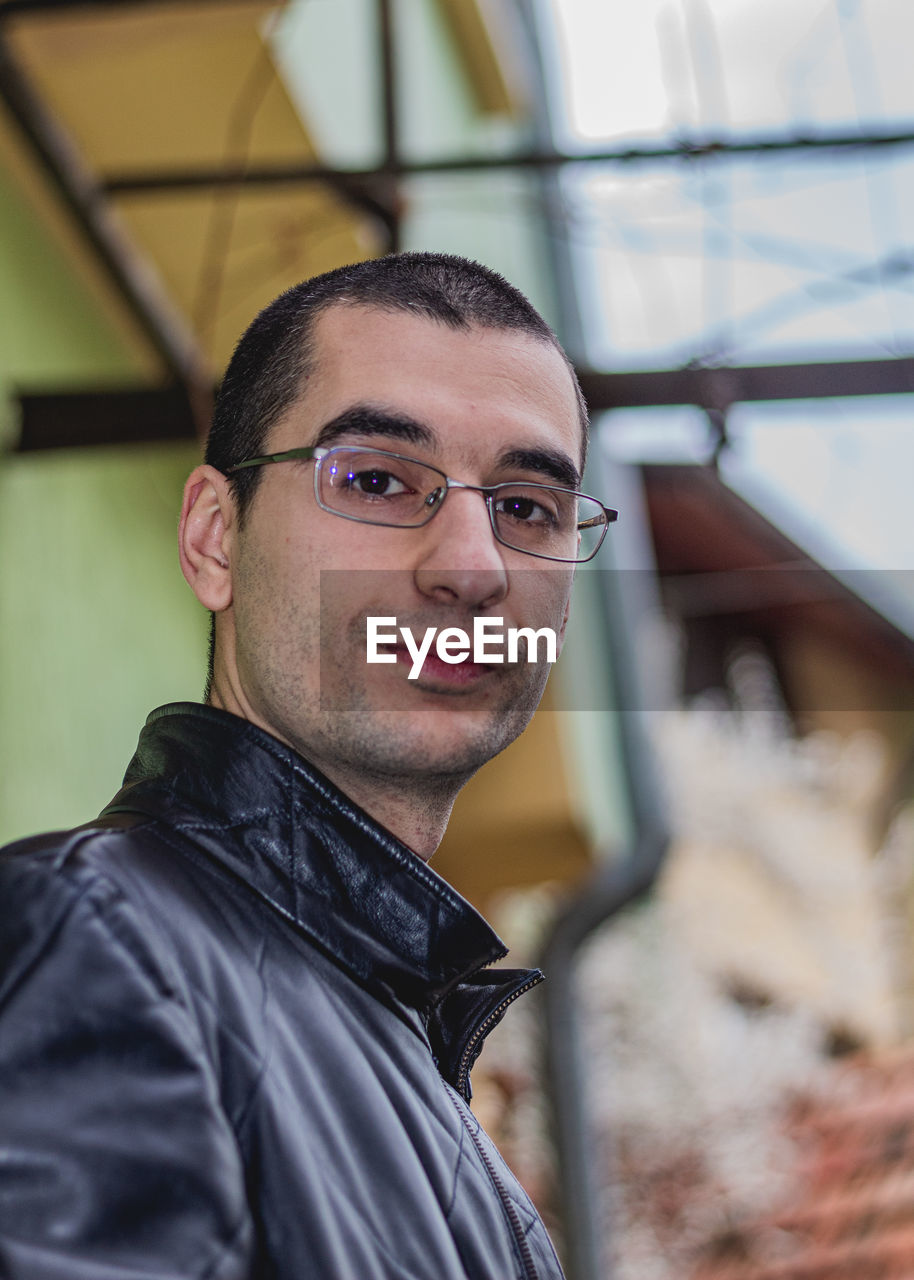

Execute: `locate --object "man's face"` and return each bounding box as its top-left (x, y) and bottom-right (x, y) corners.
top-left (220, 302), bottom-right (582, 793)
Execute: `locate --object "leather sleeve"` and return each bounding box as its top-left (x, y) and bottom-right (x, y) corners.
top-left (0, 849), bottom-right (254, 1280)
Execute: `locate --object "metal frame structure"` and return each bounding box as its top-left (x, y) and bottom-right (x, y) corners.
top-left (98, 124), bottom-right (914, 191)
top-left (2, 0), bottom-right (914, 435)
top-left (0, 23), bottom-right (207, 394)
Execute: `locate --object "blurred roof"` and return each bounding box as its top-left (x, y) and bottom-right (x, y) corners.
top-left (642, 462), bottom-right (914, 693)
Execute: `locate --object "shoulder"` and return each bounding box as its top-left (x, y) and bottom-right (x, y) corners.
top-left (2, 815), bottom-right (250, 957)
top-left (0, 816), bottom-right (259, 997)
top-left (0, 819), bottom-right (269, 1108)
top-left (0, 818), bottom-right (273, 1089)
top-left (2, 820), bottom-right (178, 947)
top-left (0, 826), bottom-right (255, 1276)
top-left (0, 820), bottom-right (197, 1013)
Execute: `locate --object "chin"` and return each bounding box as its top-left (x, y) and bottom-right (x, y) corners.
top-left (334, 701), bottom-right (537, 784)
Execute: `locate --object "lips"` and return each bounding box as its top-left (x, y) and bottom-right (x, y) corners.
top-left (395, 647), bottom-right (494, 685)
top-left (361, 611), bottom-right (536, 690)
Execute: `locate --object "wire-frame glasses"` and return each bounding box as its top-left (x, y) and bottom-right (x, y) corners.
top-left (227, 444), bottom-right (618, 563)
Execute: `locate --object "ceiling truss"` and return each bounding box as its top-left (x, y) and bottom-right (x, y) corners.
top-left (1, 0), bottom-right (914, 449)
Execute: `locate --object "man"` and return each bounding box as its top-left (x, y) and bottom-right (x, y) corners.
top-left (0, 253), bottom-right (614, 1279)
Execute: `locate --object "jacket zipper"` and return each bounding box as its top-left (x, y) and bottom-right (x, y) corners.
top-left (450, 974), bottom-right (546, 1280)
top-left (454, 1095), bottom-right (541, 1280)
top-left (454, 972), bottom-right (543, 1099)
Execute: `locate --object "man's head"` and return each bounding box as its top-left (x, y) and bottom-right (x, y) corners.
top-left (204, 252), bottom-right (588, 523)
top-left (179, 252), bottom-right (592, 853)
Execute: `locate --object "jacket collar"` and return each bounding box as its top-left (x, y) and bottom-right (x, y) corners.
top-left (102, 703), bottom-right (519, 1017)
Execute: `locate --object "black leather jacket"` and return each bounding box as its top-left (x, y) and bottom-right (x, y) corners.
top-left (0, 703), bottom-right (564, 1279)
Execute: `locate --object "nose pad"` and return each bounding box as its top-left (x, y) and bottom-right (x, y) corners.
top-left (424, 487), bottom-right (446, 512)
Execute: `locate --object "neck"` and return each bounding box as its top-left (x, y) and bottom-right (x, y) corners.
top-left (206, 688), bottom-right (463, 861)
top-left (206, 636), bottom-right (479, 859)
top-left (311, 763), bottom-right (462, 860)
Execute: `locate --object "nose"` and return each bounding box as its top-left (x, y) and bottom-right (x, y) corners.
top-left (413, 487), bottom-right (508, 608)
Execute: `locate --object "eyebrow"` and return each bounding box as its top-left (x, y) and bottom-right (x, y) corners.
top-left (312, 403), bottom-right (581, 489)
top-left (497, 447), bottom-right (581, 490)
top-left (313, 406), bottom-right (435, 451)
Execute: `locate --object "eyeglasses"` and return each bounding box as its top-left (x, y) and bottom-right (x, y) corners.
top-left (227, 444), bottom-right (618, 563)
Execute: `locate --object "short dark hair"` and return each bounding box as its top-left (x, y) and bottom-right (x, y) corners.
top-left (205, 250), bottom-right (589, 524)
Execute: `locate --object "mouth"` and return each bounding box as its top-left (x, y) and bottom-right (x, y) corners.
top-left (362, 610), bottom-right (551, 696)
top-left (394, 647), bottom-right (499, 688)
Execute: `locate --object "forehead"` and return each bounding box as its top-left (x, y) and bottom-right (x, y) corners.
top-left (273, 303), bottom-right (584, 468)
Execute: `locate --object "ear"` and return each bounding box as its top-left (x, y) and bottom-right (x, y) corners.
top-left (179, 465), bottom-right (235, 612)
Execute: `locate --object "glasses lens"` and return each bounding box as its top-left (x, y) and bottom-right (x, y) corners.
top-left (492, 486), bottom-right (607, 561)
top-left (575, 497), bottom-right (610, 561)
top-left (319, 449), bottom-right (444, 526)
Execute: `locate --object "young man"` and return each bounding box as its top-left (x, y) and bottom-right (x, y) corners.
top-left (0, 253), bottom-right (615, 1279)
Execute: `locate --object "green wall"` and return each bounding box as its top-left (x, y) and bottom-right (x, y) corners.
top-left (0, 443), bottom-right (207, 842)
top-left (0, 165), bottom-right (143, 388)
top-left (0, 90), bottom-right (201, 843)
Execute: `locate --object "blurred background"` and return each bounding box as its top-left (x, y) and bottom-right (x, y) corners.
top-left (3, 1), bottom-right (914, 1276)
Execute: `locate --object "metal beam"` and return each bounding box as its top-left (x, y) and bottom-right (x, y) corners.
top-left (0, 0), bottom-right (399, 242)
top-left (16, 387), bottom-right (199, 450)
top-left (11, 355), bottom-right (914, 452)
top-left (0, 0), bottom-right (258, 12)
top-left (579, 356), bottom-right (914, 413)
top-left (0, 31), bottom-right (208, 399)
top-left (100, 125), bottom-right (914, 195)
top-left (376, 0), bottom-right (401, 252)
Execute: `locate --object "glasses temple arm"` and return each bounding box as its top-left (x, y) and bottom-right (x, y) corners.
top-left (577, 507), bottom-right (618, 530)
top-left (226, 447), bottom-right (320, 474)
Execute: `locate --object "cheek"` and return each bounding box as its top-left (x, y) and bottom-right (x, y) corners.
top-left (536, 577), bottom-right (575, 656)
top-left (233, 536), bottom-right (314, 658)
top-left (521, 570), bottom-right (574, 622)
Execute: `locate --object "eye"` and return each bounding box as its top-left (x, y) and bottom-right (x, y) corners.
top-left (343, 467), bottom-right (413, 498)
top-left (494, 492), bottom-right (558, 526)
